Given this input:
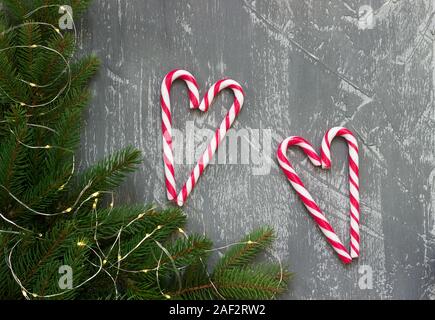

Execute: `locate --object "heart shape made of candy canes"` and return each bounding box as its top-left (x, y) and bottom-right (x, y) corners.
top-left (277, 127), bottom-right (360, 264)
top-left (161, 69), bottom-right (244, 206)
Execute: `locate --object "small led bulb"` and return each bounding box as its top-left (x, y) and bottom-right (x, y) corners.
top-left (77, 241), bottom-right (86, 247)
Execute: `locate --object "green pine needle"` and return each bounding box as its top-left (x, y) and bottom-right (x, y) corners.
top-left (214, 227), bottom-right (275, 273)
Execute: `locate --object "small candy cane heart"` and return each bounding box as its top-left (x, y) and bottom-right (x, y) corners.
top-left (277, 127), bottom-right (360, 264)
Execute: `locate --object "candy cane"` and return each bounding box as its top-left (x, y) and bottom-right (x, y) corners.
top-left (161, 69), bottom-right (244, 206)
top-left (322, 127), bottom-right (360, 259)
top-left (161, 70), bottom-right (199, 202)
top-left (277, 127), bottom-right (360, 264)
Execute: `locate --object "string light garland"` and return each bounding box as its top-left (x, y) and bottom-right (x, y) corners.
top-left (0, 4), bottom-right (86, 225)
top-left (154, 251), bottom-right (168, 299)
top-left (0, 178), bottom-right (95, 218)
top-left (2, 22), bottom-right (68, 89)
top-left (0, 121), bottom-right (77, 193)
top-left (8, 127), bottom-right (73, 152)
top-left (0, 43), bottom-right (72, 109)
top-left (0, 4), bottom-right (76, 111)
top-left (5, 195), bottom-right (284, 299)
top-left (0, 4), bottom-right (108, 299)
top-left (155, 239), bottom-right (183, 294)
top-left (0, 212), bottom-right (42, 237)
top-left (7, 239), bottom-right (103, 300)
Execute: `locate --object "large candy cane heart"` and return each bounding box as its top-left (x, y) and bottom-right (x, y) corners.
top-left (277, 127), bottom-right (360, 264)
top-left (161, 69), bottom-right (244, 206)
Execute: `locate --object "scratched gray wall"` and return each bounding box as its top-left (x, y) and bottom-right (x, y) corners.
top-left (77, 0), bottom-right (435, 299)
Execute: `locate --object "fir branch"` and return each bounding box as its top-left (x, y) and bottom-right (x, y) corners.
top-left (22, 222), bottom-right (75, 282)
top-left (0, 110), bottom-right (30, 212)
top-left (16, 20), bottom-right (41, 83)
top-left (38, 33), bottom-right (75, 86)
top-left (69, 55), bottom-right (100, 89)
top-left (175, 266), bottom-right (289, 300)
top-left (146, 235), bottom-right (212, 273)
top-left (78, 205), bottom-right (186, 240)
top-left (0, 50), bottom-right (30, 104)
top-left (0, 0), bottom-right (28, 21)
top-left (13, 162), bottom-right (72, 221)
top-left (64, 146), bottom-right (142, 207)
top-left (214, 227), bottom-right (275, 273)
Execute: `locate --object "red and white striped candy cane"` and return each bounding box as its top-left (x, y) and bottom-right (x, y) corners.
top-left (322, 127), bottom-right (360, 259)
top-left (277, 127), bottom-right (360, 264)
top-left (161, 70), bottom-right (199, 202)
top-left (161, 69), bottom-right (244, 206)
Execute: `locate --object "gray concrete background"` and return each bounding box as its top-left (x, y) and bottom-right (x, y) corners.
top-left (77, 0), bottom-right (435, 299)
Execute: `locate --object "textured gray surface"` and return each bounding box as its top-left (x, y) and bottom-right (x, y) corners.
top-left (77, 0), bottom-right (435, 299)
